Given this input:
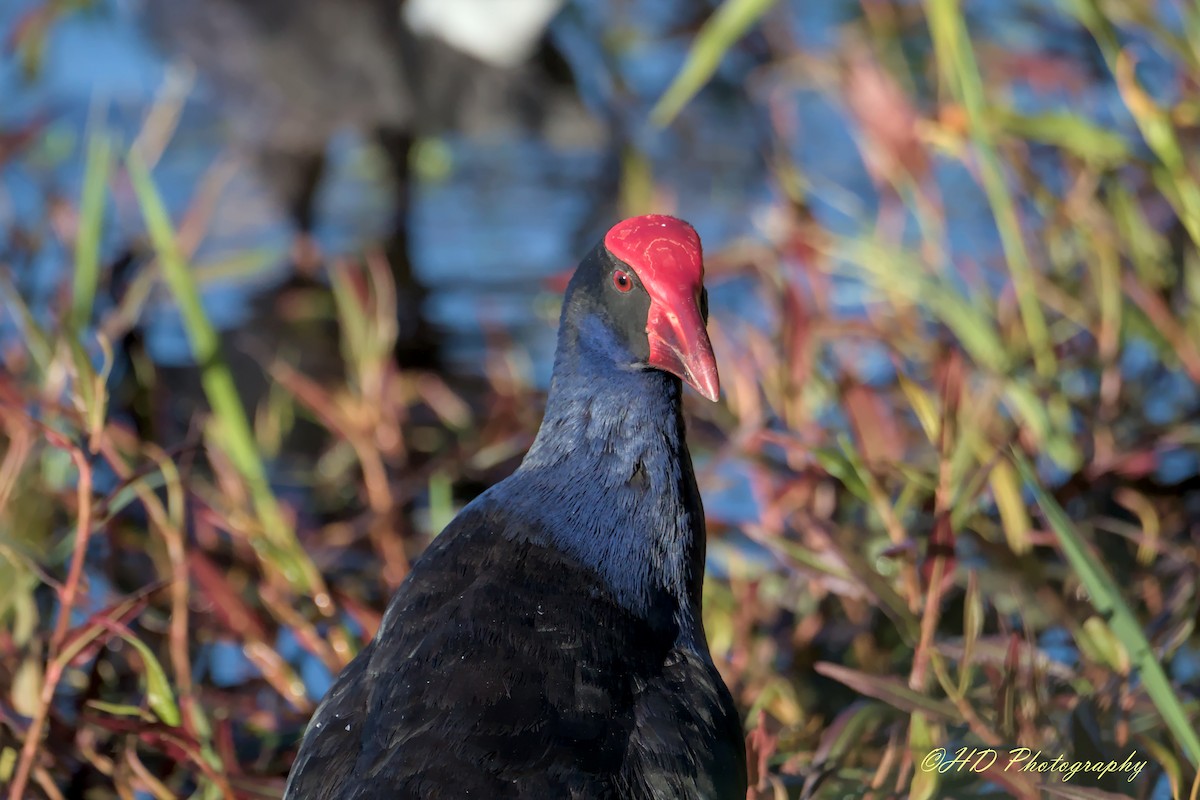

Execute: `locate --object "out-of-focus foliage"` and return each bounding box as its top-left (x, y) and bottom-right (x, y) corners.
top-left (2, 0), bottom-right (1200, 798)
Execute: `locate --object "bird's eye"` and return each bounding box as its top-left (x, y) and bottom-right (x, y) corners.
top-left (612, 270), bottom-right (633, 293)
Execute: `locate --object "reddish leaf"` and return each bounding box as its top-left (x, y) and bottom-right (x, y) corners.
top-left (843, 382), bottom-right (903, 465)
top-left (188, 551), bottom-right (270, 642)
top-left (843, 44), bottom-right (929, 184)
top-left (744, 710), bottom-right (778, 796)
top-left (920, 510), bottom-right (956, 590)
top-left (0, 117), bottom-right (45, 167)
top-left (542, 266), bottom-right (574, 294)
top-left (983, 50), bottom-right (1092, 94)
top-left (782, 282), bottom-right (813, 395)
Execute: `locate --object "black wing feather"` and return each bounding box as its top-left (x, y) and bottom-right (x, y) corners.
top-left (285, 499), bottom-right (745, 799)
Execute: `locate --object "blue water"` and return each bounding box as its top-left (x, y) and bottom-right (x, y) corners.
top-left (3, 0), bottom-right (1160, 372)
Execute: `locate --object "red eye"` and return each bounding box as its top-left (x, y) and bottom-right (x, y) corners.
top-left (613, 270), bottom-right (633, 292)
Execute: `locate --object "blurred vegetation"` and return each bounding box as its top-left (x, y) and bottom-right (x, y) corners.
top-left (2, 0), bottom-right (1200, 798)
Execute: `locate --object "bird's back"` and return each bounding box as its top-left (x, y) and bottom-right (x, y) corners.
top-left (284, 495), bottom-right (745, 799)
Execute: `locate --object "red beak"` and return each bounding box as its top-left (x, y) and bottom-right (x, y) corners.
top-left (646, 296), bottom-right (720, 402)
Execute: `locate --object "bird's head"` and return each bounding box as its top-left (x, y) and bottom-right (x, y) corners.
top-left (563, 215), bottom-right (720, 402)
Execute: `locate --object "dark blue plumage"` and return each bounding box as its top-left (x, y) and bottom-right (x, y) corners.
top-left (284, 216), bottom-right (747, 799)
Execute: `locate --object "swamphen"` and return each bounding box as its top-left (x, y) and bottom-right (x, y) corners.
top-left (284, 215), bottom-right (747, 799)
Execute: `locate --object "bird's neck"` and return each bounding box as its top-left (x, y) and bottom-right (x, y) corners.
top-left (515, 315), bottom-right (707, 630)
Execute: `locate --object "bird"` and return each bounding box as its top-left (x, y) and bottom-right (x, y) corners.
top-left (283, 215), bottom-right (747, 799)
top-left (141, 0), bottom-right (582, 236)
top-left (140, 0), bottom-right (598, 369)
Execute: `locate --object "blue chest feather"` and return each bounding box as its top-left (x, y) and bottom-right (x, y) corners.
top-left (505, 313), bottom-right (707, 629)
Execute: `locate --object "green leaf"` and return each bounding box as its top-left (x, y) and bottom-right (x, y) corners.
top-left (410, 136), bottom-right (454, 183)
top-left (1109, 183), bottom-right (1170, 287)
top-left (117, 632), bottom-right (181, 727)
top-left (0, 747), bottom-right (16, 783)
top-left (0, 273), bottom-right (54, 371)
top-left (1014, 450), bottom-right (1200, 767)
top-left (927, 0), bottom-right (1056, 377)
top-left (1081, 615), bottom-right (1130, 675)
top-left (994, 109), bottom-right (1130, 166)
top-left (811, 446), bottom-right (871, 504)
top-left (64, 332), bottom-right (113, 452)
top-left (650, 0), bottom-right (778, 126)
top-left (959, 571), bottom-right (982, 696)
top-left (619, 147), bottom-right (655, 218)
top-left (125, 151), bottom-right (325, 600)
top-left (742, 677), bottom-right (803, 728)
top-left (831, 236), bottom-right (1010, 372)
top-left (1134, 735), bottom-right (1183, 800)
top-left (813, 701), bottom-right (894, 770)
top-left (98, 470), bottom-right (170, 524)
top-left (70, 131), bottom-right (113, 332)
top-left (1058, 0), bottom-right (1200, 247)
top-left (87, 699), bottom-right (156, 721)
top-left (11, 657), bottom-right (43, 718)
top-left (429, 471), bottom-right (455, 536)
top-left (907, 712), bottom-right (940, 800)
top-left (989, 459), bottom-right (1032, 555)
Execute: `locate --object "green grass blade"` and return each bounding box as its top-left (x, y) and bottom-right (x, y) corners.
top-left (125, 151), bottom-right (326, 601)
top-left (0, 273), bottom-right (54, 371)
top-left (829, 235), bottom-right (1010, 372)
top-left (117, 631), bottom-right (181, 727)
top-left (70, 131), bottom-right (112, 333)
top-left (993, 108), bottom-right (1130, 168)
top-left (1058, 0), bottom-right (1200, 247)
top-left (1014, 450), bottom-right (1200, 766)
top-left (926, 0), bottom-right (1056, 378)
top-left (650, 0), bottom-right (777, 127)
top-left (429, 471), bottom-right (455, 536)
top-left (813, 662), bottom-right (961, 720)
